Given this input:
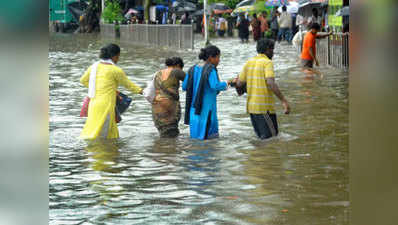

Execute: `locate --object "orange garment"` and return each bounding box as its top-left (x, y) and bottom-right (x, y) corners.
top-left (301, 31), bottom-right (316, 60)
top-left (259, 15), bottom-right (268, 33)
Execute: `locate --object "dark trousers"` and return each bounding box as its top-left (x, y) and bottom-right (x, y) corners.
top-left (250, 113), bottom-right (279, 139)
top-left (278, 28), bottom-right (292, 43)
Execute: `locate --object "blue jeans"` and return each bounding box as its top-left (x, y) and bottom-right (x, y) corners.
top-left (278, 28), bottom-right (292, 43)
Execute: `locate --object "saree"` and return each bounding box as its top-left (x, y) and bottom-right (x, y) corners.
top-left (151, 69), bottom-right (186, 138)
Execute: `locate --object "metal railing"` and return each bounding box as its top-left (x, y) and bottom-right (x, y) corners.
top-left (100, 23), bottom-right (117, 39)
top-left (100, 23), bottom-right (195, 50)
top-left (298, 32), bottom-right (349, 70)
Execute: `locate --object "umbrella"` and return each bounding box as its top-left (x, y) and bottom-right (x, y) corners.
top-left (67, 1), bottom-right (88, 21)
top-left (265, 0), bottom-right (280, 7)
top-left (192, 9), bottom-right (211, 17)
top-left (278, 1), bottom-right (299, 14)
top-left (210, 3), bottom-right (231, 11)
top-left (172, 1), bottom-right (197, 9)
top-left (265, 0), bottom-right (286, 7)
top-left (299, 0), bottom-right (321, 8)
top-left (171, 1), bottom-right (197, 13)
top-left (232, 5), bottom-right (255, 15)
top-left (213, 9), bottom-right (233, 14)
top-left (336, 6), bottom-right (349, 17)
top-left (236, 0), bottom-right (256, 8)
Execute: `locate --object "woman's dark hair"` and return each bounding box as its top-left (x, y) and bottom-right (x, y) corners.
top-left (172, 57), bottom-right (184, 68)
top-left (257, 38), bottom-right (275, 54)
top-left (100, 44), bottom-right (120, 60)
top-left (165, 58), bottom-right (175, 67)
top-left (198, 45), bottom-right (220, 61)
top-left (282, 5), bottom-right (287, 12)
top-left (165, 57), bottom-right (184, 68)
top-left (253, 13), bottom-right (257, 18)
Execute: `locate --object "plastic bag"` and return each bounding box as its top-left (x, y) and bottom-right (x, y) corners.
top-left (143, 73), bottom-right (156, 103)
top-left (80, 96), bottom-right (90, 117)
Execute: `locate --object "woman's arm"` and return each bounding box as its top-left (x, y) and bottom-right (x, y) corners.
top-left (182, 72), bottom-right (189, 91)
top-left (116, 68), bottom-right (142, 94)
top-left (208, 69), bottom-right (227, 91)
top-left (80, 66), bottom-right (91, 88)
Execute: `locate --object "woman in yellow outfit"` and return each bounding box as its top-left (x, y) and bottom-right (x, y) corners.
top-left (80, 44), bottom-right (143, 140)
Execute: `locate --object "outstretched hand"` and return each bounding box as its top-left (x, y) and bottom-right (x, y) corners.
top-left (282, 100), bottom-right (290, 115)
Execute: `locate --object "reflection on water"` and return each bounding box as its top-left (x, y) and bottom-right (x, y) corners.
top-left (49, 33), bottom-right (348, 224)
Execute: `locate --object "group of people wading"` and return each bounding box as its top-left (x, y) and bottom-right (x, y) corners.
top-left (80, 38), bottom-right (290, 141)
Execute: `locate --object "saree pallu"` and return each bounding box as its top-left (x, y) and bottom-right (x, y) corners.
top-left (151, 71), bottom-right (182, 138)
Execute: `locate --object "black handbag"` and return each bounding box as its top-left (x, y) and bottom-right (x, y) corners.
top-left (115, 92), bottom-right (132, 123)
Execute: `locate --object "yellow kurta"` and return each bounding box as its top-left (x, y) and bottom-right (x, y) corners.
top-left (79, 63), bottom-right (142, 140)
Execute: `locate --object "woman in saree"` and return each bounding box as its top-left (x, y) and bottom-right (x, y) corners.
top-left (151, 57), bottom-right (186, 138)
top-left (251, 13), bottom-right (261, 42)
top-left (182, 45), bottom-right (231, 140)
top-left (80, 44), bottom-right (143, 140)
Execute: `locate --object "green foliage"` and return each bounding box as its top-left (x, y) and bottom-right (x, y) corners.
top-left (101, 0), bottom-right (124, 24)
top-left (224, 0), bottom-right (240, 9)
top-left (253, 1), bottom-right (272, 15)
top-left (198, 0), bottom-right (240, 9)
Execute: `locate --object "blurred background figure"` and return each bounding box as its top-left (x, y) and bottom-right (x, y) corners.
top-left (277, 5), bottom-right (292, 44)
top-left (236, 14), bottom-right (250, 43)
top-left (251, 13), bottom-right (261, 41)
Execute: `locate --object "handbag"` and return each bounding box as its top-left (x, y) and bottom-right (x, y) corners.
top-left (80, 91), bottom-right (132, 123)
top-left (143, 73), bottom-right (156, 103)
top-left (80, 96), bottom-right (90, 117)
top-left (115, 91), bottom-right (132, 123)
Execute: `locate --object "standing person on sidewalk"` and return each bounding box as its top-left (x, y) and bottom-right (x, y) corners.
top-left (301, 23), bottom-right (332, 77)
top-left (216, 16), bottom-right (227, 37)
top-left (236, 14), bottom-right (250, 43)
top-left (269, 9), bottom-right (280, 41)
top-left (258, 11), bottom-right (269, 38)
top-left (277, 5), bottom-right (292, 44)
top-left (234, 39), bottom-right (290, 140)
top-left (251, 14), bottom-right (261, 42)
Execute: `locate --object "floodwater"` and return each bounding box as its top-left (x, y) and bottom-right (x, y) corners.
top-left (49, 33), bottom-right (348, 225)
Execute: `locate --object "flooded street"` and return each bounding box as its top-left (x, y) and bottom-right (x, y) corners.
top-left (49, 33), bottom-right (348, 225)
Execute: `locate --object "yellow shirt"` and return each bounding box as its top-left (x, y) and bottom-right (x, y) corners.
top-left (80, 63), bottom-right (142, 139)
top-left (239, 54), bottom-right (275, 114)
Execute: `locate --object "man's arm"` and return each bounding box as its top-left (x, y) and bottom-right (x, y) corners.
top-left (267, 77), bottom-right (290, 114)
top-left (316, 31), bottom-right (333, 39)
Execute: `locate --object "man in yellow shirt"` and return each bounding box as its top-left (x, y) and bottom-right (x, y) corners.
top-left (235, 38), bottom-right (290, 139)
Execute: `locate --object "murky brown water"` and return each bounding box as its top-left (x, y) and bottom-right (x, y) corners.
top-left (49, 33), bottom-right (348, 225)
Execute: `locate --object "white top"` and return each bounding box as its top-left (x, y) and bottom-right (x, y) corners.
top-left (278, 12), bottom-right (292, 28)
top-left (88, 59), bottom-right (115, 98)
top-left (216, 17), bottom-right (227, 30)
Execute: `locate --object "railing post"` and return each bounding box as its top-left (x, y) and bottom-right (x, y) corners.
top-left (191, 24), bottom-right (194, 50)
top-left (167, 26), bottom-right (169, 47)
top-left (156, 26), bottom-right (160, 46)
top-left (179, 24), bottom-right (182, 49)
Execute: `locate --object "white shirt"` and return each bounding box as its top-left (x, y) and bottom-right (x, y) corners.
top-left (216, 17), bottom-right (226, 30)
top-left (278, 12), bottom-right (292, 28)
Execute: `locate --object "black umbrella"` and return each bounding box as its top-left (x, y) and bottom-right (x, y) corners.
top-left (210, 3), bottom-right (231, 11)
top-left (192, 8), bottom-right (211, 16)
top-left (67, 1), bottom-right (89, 22)
top-left (171, 1), bottom-right (197, 13)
